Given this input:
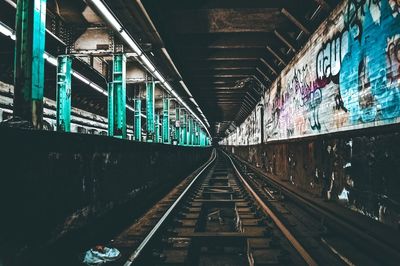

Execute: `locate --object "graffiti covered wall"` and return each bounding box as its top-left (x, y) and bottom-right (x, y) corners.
top-left (223, 0), bottom-right (400, 145)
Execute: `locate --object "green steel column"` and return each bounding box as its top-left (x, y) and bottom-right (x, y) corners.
top-left (187, 116), bottom-right (193, 146)
top-left (13, 0), bottom-right (47, 129)
top-left (184, 113), bottom-right (189, 146)
top-left (200, 130), bottom-right (205, 147)
top-left (107, 82), bottom-right (114, 136)
top-left (111, 54), bottom-right (127, 138)
top-left (192, 119), bottom-right (196, 146)
top-left (191, 118), bottom-right (195, 146)
top-left (179, 109), bottom-right (187, 145)
top-left (175, 106), bottom-right (180, 144)
top-left (194, 122), bottom-right (199, 146)
top-left (155, 113), bottom-right (160, 143)
top-left (146, 81), bottom-right (155, 142)
top-left (199, 130), bottom-right (203, 147)
top-left (197, 124), bottom-right (201, 146)
top-left (162, 98), bottom-right (170, 144)
top-left (56, 55), bottom-right (72, 132)
top-left (134, 98), bottom-right (141, 141)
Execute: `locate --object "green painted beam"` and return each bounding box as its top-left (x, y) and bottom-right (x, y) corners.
top-left (175, 106), bottom-right (180, 144)
top-left (13, 0), bottom-right (47, 129)
top-left (188, 116), bottom-right (193, 146)
top-left (134, 98), bottom-right (141, 141)
top-left (146, 81), bottom-right (155, 142)
top-left (155, 113), bottom-right (160, 143)
top-left (194, 122), bottom-right (199, 146)
top-left (109, 54), bottom-right (127, 138)
top-left (107, 82), bottom-right (114, 136)
top-left (162, 98), bottom-right (170, 143)
top-left (199, 129), bottom-right (204, 147)
top-left (180, 109), bottom-right (186, 145)
top-left (56, 55), bottom-right (72, 132)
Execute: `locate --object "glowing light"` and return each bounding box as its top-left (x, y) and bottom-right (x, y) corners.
top-left (139, 54), bottom-right (155, 72)
top-left (91, 0), bottom-right (122, 31)
top-left (0, 22), bottom-right (15, 40)
top-left (153, 70), bottom-right (165, 83)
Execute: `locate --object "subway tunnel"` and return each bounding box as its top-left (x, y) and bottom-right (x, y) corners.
top-left (0, 0), bottom-right (400, 265)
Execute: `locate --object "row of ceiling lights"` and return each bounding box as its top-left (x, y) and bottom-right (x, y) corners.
top-left (89, 0), bottom-right (210, 136)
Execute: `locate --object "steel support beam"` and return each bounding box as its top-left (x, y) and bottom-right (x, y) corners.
top-left (181, 109), bottom-right (187, 145)
top-left (109, 54), bottom-right (127, 138)
top-left (260, 58), bottom-right (278, 75)
top-left (266, 46), bottom-right (288, 66)
top-left (195, 122), bottom-right (200, 146)
top-left (162, 98), bottom-right (170, 144)
top-left (187, 116), bottom-right (193, 146)
top-left (274, 30), bottom-right (297, 52)
top-left (146, 81), bottom-right (155, 142)
top-left (281, 8), bottom-right (311, 35)
top-left (155, 113), bottom-right (160, 143)
top-left (134, 98), bottom-right (141, 141)
top-left (13, 0), bottom-right (47, 129)
top-left (108, 82), bottom-right (114, 136)
top-left (175, 105), bottom-right (180, 144)
top-left (56, 55), bottom-right (72, 132)
top-left (313, 0), bottom-right (331, 11)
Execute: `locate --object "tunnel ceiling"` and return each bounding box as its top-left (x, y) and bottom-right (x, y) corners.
top-left (141, 0), bottom-right (341, 138)
top-left (2, 0), bottom-right (341, 138)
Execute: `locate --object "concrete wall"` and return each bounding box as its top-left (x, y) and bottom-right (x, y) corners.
top-left (0, 127), bottom-right (211, 262)
top-left (223, 0), bottom-right (400, 145)
top-left (225, 125), bottom-right (400, 229)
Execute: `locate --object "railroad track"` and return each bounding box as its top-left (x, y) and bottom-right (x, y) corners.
top-left (107, 149), bottom-right (400, 266)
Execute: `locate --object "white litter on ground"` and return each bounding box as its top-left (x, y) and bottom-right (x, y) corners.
top-left (83, 246), bottom-right (121, 265)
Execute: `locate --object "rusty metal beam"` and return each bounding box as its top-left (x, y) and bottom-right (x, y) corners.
top-left (260, 58), bottom-right (278, 75)
top-left (266, 46), bottom-right (288, 66)
top-left (256, 67), bottom-right (272, 83)
top-left (274, 30), bottom-right (297, 52)
top-left (281, 8), bottom-right (311, 35)
top-left (313, 0), bottom-right (331, 11)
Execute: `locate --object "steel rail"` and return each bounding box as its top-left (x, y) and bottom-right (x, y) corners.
top-left (123, 149), bottom-right (217, 266)
top-left (230, 151), bottom-right (400, 264)
top-left (224, 151), bottom-right (318, 266)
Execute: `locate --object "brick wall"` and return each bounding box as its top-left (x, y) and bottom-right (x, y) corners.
top-left (223, 0), bottom-right (400, 145)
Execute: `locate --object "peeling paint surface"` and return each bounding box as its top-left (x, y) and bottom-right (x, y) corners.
top-left (224, 130), bottom-right (400, 228)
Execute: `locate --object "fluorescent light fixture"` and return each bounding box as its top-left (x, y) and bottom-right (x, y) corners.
top-left (170, 89), bottom-right (179, 99)
top-left (164, 82), bottom-right (173, 92)
top-left (120, 30), bottom-right (142, 55)
top-left (43, 52), bottom-right (58, 66)
top-left (4, 0), bottom-right (17, 8)
top-left (189, 98), bottom-right (196, 104)
top-left (161, 47), bottom-right (182, 79)
top-left (0, 21), bottom-right (15, 40)
top-left (153, 70), bottom-right (165, 83)
top-left (141, 113), bottom-right (147, 118)
top-left (89, 82), bottom-right (107, 96)
top-left (179, 81), bottom-right (193, 97)
top-left (139, 54), bottom-right (155, 72)
top-left (72, 72), bottom-right (90, 85)
top-left (90, 0), bottom-right (122, 32)
top-left (81, 1), bottom-right (212, 138)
